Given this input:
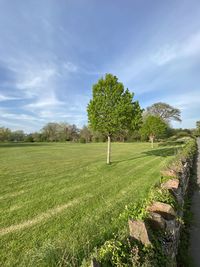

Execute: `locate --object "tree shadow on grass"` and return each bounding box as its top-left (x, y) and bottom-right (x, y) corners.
top-left (158, 141), bottom-right (184, 147)
top-left (0, 142), bottom-right (50, 148)
top-left (142, 147), bottom-right (177, 157)
top-left (112, 147), bottom-right (178, 165)
top-left (111, 155), bottom-right (149, 165)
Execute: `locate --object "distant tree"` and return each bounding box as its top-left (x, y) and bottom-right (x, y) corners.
top-left (140, 115), bottom-right (168, 148)
top-left (9, 130), bottom-right (25, 142)
top-left (87, 73), bottom-right (143, 164)
top-left (172, 128), bottom-right (192, 138)
top-left (42, 122), bottom-right (65, 141)
top-left (56, 123), bottom-right (69, 141)
top-left (32, 132), bottom-right (45, 142)
top-left (41, 122), bottom-right (80, 142)
top-left (0, 127), bottom-right (11, 141)
top-left (196, 121), bottom-right (200, 129)
top-left (80, 125), bottom-right (92, 142)
top-left (127, 130), bottom-right (141, 142)
top-left (195, 121), bottom-right (200, 137)
top-left (25, 134), bottom-right (34, 142)
top-left (146, 102), bottom-right (181, 123)
top-left (68, 124), bottom-right (79, 142)
top-left (91, 131), bottom-right (106, 142)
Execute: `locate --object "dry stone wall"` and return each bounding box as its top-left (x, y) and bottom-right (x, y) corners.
top-left (85, 139), bottom-right (197, 267)
top-left (128, 161), bottom-right (192, 266)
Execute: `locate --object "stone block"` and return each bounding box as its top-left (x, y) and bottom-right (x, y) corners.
top-left (161, 169), bottom-right (177, 177)
top-left (128, 220), bottom-right (151, 245)
top-left (161, 179), bottom-right (179, 190)
top-left (147, 212), bottom-right (166, 230)
top-left (147, 202), bottom-right (176, 220)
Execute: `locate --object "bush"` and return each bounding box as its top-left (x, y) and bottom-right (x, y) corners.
top-left (79, 137), bottom-right (86, 143)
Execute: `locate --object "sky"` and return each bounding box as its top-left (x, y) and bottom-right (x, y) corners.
top-left (0, 0), bottom-right (200, 133)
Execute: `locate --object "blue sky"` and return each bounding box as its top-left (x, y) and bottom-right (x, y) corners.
top-left (0, 0), bottom-right (200, 132)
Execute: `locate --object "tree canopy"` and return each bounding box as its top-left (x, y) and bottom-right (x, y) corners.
top-left (140, 115), bottom-right (168, 147)
top-left (195, 121), bottom-right (200, 137)
top-left (0, 127), bottom-right (11, 142)
top-left (42, 122), bottom-right (79, 142)
top-left (87, 73), bottom-right (143, 163)
top-left (146, 102), bottom-right (181, 123)
top-left (87, 74), bottom-right (143, 135)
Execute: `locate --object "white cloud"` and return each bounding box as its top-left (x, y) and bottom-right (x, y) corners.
top-left (63, 62), bottom-right (78, 72)
top-left (151, 44), bottom-right (177, 66)
top-left (0, 55), bottom-right (89, 131)
top-left (0, 94), bottom-right (20, 101)
top-left (25, 93), bottom-right (64, 109)
top-left (151, 31), bottom-right (200, 66)
top-left (16, 66), bottom-right (57, 98)
top-left (142, 89), bottom-right (200, 111)
top-left (182, 32), bottom-right (200, 57)
top-left (0, 109), bottom-right (46, 132)
top-left (171, 91), bottom-right (200, 111)
top-left (0, 112), bottom-right (43, 121)
top-left (102, 30), bottom-right (200, 102)
top-left (107, 30), bottom-right (200, 92)
top-left (4, 59), bottom-right (67, 115)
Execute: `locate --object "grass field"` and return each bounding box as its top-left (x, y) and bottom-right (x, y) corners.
top-left (0, 142), bottom-right (179, 266)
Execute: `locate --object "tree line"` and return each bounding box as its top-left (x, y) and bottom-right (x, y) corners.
top-left (0, 122), bottom-right (194, 143)
top-left (0, 74), bottom-right (198, 151)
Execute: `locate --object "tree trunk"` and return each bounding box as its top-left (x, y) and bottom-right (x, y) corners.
top-left (150, 135), bottom-right (154, 148)
top-left (107, 135), bottom-right (111, 164)
top-left (151, 137), bottom-right (154, 148)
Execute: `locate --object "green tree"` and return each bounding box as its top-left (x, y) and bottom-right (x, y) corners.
top-left (195, 121), bottom-right (200, 137)
top-left (140, 115), bottom-right (168, 148)
top-left (0, 127), bottom-right (11, 141)
top-left (9, 130), bottom-right (25, 142)
top-left (80, 125), bottom-right (92, 142)
top-left (146, 102), bottom-right (181, 123)
top-left (67, 124), bottom-right (79, 142)
top-left (42, 122), bottom-right (60, 141)
top-left (25, 134), bottom-right (34, 142)
top-left (32, 132), bottom-right (45, 142)
top-left (91, 131), bottom-right (106, 142)
top-left (87, 73), bottom-right (143, 164)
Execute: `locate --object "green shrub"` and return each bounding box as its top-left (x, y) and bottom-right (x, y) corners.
top-left (80, 137), bottom-right (86, 143)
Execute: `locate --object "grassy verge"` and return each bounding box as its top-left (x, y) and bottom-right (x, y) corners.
top-left (84, 139), bottom-right (197, 267)
top-left (0, 142), bottom-right (179, 266)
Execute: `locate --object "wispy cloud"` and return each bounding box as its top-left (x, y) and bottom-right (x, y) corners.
top-left (0, 108), bottom-right (46, 132)
top-left (0, 0), bottom-right (199, 131)
top-left (151, 45), bottom-right (177, 66)
top-left (151, 31), bottom-right (200, 66)
top-left (0, 112), bottom-right (44, 122)
top-left (2, 57), bottom-right (66, 111)
top-left (168, 90), bottom-right (200, 111)
top-left (62, 62), bottom-right (78, 72)
top-left (25, 93), bottom-right (64, 109)
top-left (108, 30), bottom-right (200, 91)
top-left (15, 65), bottom-right (58, 97)
top-left (16, 71), bottom-right (54, 94)
top-left (0, 94), bottom-right (20, 101)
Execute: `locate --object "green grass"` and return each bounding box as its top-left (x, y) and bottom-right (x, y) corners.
top-left (0, 142), bottom-right (178, 266)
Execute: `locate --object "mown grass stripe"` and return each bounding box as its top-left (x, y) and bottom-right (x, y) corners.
top-left (0, 195), bottom-right (93, 236)
top-left (0, 142), bottom-right (179, 266)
